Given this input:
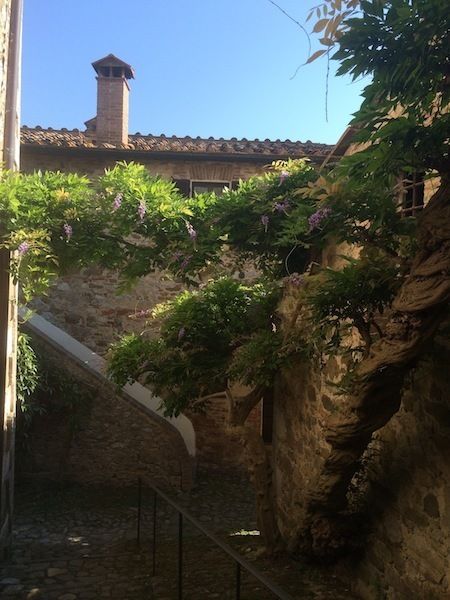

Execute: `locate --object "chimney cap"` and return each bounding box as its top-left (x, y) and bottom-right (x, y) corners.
top-left (92, 53), bottom-right (135, 79)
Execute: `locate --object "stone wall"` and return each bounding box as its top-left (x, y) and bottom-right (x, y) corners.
top-left (272, 286), bottom-right (341, 546)
top-left (272, 360), bottom-right (332, 546)
top-left (18, 332), bottom-right (193, 490)
top-left (272, 286), bottom-right (450, 599)
top-left (30, 266), bottom-right (262, 472)
top-left (187, 400), bottom-right (262, 471)
top-left (352, 348), bottom-right (450, 600)
top-left (31, 266), bottom-right (185, 356)
top-left (20, 148), bottom-right (268, 181)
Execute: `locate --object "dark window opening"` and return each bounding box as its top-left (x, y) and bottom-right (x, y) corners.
top-left (112, 67), bottom-right (123, 78)
top-left (401, 172), bottom-right (425, 217)
top-left (99, 66), bottom-right (111, 77)
top-left (172, 179), bottom-right (191, 197)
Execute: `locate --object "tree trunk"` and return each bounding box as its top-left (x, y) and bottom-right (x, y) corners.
top-left (227, 388), bottom-right (281, 554)
top-left (304, 176), bottom-right (450, 559)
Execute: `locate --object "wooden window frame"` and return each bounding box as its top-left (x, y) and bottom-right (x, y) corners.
top-left (400, 172), bottom-right (425, 217)
top-left (190, 180), bottom-right (231, 197)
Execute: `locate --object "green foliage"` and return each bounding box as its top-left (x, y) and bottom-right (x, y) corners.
top-left (299, 171), bottom-right (418, 258)
top-left (0, 169), bottom-right (92, 299)
top-left (105, 334), bottom-right (155, 389)
top-left (16, 333), bottom-right (39, 415)
top-left (227, 330), bottom-right (309, 389)
top-left (16, 334), bottom-right (93, 435)
top-left (94, 162), bottom-right (220, 282)
top-left (335, 1), bottom-right (449, 113)
top-left (108, 278), bottom-right (289, 416)
top-left (306, 254), bottom-right (401, 353)
top-left (309, 255), bottom-right (399, 324)
top-left (0, 162), bottom-right (222, 296)
top-left (0, 159), bottom-right (339, 301)
top-left (334, 0), bottom-right (450, 180)
top-left (209, 159), bottom-right (320, 275)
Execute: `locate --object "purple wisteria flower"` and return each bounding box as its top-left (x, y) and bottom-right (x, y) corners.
top-left (113, 193), bottom-right (123, 211)
top-left (274, 199), bottom-right (290, 214)
top-left (63, 223), bottom-right (73, 241)
top-left (261, 214), bottom-right (269, 232)
top-left (279, 170), bottom-right (290, 185)
top-left (18, 241), bottom-right (29, 256)
top-left (180, 255), bottom-right (191, 270)
top-left (137, 200), bottom-right (146, 221)
top-left (287, 272), bottom-right (304, 287)
top-left (186, 222), bottom-right (197, 241)
top-left (308, 207), bottom-right (332, 231)
top-left (178, 327), bottom-right (186, 341)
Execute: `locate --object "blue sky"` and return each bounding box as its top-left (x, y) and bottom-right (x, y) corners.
top-left (21, 0), bottom-right (367, 145)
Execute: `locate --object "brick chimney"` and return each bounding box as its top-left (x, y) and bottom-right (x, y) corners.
top-left (90, 54), bottom-right (134, 145)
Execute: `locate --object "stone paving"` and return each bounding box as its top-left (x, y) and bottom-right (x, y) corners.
top-left (0, 481), bottom-right (153, 599)
top-left (147, 471), bottom-right (359, 600)
top-left (0, 472), bottom-right (359, 600)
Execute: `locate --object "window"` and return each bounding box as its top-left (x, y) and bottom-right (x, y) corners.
top-left (191, 181), bottom-right (230, 196)
top-left (173, 179), bottom-right (241, 198)
top-left (401, 172), bottom-right (425, 217)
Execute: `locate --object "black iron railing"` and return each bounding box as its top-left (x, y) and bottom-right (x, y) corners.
top-left (136, 478), bottom-right (295, 600)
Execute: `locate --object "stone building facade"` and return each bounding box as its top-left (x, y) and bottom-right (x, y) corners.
top-left (21, 54), bottom-right (332, 472)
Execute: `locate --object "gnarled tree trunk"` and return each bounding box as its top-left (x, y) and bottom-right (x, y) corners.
top-left (304, 176), bottom-right (450, 559)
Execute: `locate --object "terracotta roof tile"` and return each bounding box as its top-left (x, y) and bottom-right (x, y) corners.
top-left (21, 126), bottom-right (333, 158)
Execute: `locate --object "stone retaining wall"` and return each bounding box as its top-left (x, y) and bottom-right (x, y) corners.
top-left (31, 266), bottom-right (185, 356)
top-left (19, 333), bottom-right (193, 491)
top-left (187, 400), bottom-right (262, 472)
top-left (30, 265), bottom-right (261, 472)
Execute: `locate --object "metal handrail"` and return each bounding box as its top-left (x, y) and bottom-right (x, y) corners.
top-left (137, 478), bottom-right (296, 600)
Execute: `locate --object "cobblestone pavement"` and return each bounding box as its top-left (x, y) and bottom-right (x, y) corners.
top-left (0, 472), bottom-right (359, 600)
top-left (146, 470), bottom-right (359, 600)
top-left (0, 481), bottom-right (153, 599)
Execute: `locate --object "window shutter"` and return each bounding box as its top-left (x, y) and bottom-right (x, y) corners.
top-left (173, 179), bottom-right (191, 197)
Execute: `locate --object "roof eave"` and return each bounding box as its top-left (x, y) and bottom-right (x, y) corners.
top-left (321, 126), bottom-right (358, 168)
top-left (21, 143), bottom-right (328, 164)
